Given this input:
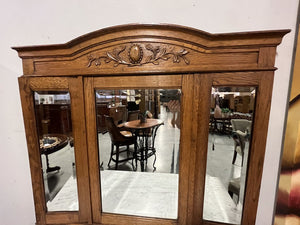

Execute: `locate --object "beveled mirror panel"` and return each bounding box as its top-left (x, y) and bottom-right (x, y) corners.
top-left (34, 91), bottom-right (78, 212)
top-left (203, 86), bottom-right (255, 224)
top-left (95, 89), bottom-right (181, 219)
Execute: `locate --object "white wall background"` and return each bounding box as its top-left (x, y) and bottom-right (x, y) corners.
top-left (0, 1), bottom-right (298, 224)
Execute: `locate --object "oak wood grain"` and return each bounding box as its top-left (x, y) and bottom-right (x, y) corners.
top-left (241, 71), bottom-right (275, 225)
top-left (101, 213), bottom-right (177, 225)
top-left (190, 74), bottom-right (212, 225)
top-left (45, 212), bottom-right (79, 224)
top-left (179, 74), bottom-right (194, 225)
top-left (92, 75), bottom-right (181, 89)
top-left (16, 24), bottom-right (288, 225)
top-left (13, 24), bottom-right (289, 76)
top-left (84, 77), bottom-right (102, 223)
top-left (69, 77), bottom-right (92, 223)
top-left (19, 77), bottom-right (46, 225)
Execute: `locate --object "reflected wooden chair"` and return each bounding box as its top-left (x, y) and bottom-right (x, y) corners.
top-left (231, 119), bottom-right (252, 166)
top-left (105, 116), bottom-right (137, 170)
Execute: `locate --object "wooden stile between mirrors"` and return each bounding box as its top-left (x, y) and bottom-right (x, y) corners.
top-left (14, 24), bottom-right (289, 225)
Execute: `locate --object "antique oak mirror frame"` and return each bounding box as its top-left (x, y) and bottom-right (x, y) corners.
top-left (14, 24), bottom-right (289, 225)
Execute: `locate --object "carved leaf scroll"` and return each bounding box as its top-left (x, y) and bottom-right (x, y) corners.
top-left (87, 43), bottom-right (190, 68)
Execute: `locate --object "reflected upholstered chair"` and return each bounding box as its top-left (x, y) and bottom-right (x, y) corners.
top-left (105, 116), bottom-right (137, 170)
top-left (231, 119), bottom-right (252, 166)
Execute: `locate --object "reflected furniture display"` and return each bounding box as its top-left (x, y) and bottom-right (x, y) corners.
top-left (15, 24), bottom-right (289, 225)
top-left (139, 89), bottom-right (160, 118)
top-left (231, 119), bottom-right (252, 166)
top-left (210, 115), bottom-right (232, 134)
top-left (35, 103), bottom-right (72, 136)
top-left (124, 119), bottom-right (164, 172)
top-left (105, 116), bottom-right (137, 170)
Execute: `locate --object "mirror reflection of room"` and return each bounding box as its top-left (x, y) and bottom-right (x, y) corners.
top-left (96, 89), bottom-right (181, 219)
top-left (203, 87), bottom-right (255, 224)
top-left (34, 91), bottom-right (78, 212)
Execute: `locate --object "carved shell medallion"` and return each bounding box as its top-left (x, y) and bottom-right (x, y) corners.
top-left (128, 44), bottom-right (143, 64)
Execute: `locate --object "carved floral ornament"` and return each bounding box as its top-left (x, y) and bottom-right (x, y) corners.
top-left (87, 43), bottom-right (190, 67)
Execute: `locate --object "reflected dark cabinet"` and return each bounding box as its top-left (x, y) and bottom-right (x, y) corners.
top-left (14, 24), bottom-right (289, 225)
top-left (34, 104), bottom-right (72, 136)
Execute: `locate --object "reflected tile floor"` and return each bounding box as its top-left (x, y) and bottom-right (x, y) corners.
top-left (204, 175), bottom-right (242, 224)
top-left (45, 105), bottom-right (247, 223)
top-left (47, 170), bottom-right (241, 224)
top-left (101, 170), bottom-right (178, 219)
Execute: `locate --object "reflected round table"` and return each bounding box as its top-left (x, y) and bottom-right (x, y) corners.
top-left (124, 119), bottom-right (164, 172)
top-left (40, 134), bottom-right (69, 173)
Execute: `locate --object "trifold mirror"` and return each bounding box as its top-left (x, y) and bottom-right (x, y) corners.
top-left (15, 24), bottom-right (289, 225)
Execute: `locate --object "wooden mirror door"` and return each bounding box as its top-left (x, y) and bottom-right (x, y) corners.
top-left (190, 72), bottom-right (274, 225)
top-left (84, 75), bottom-right (190, 224)
top-left (18, 77), bottom-right (92, 224)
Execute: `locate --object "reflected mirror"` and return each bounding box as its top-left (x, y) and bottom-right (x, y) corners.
top-left (96, 89), bottom-right (181, 219)
top-left (34, 91), bottom-right (78, 211)
top-left (203, 86), bottom-right (256, 224)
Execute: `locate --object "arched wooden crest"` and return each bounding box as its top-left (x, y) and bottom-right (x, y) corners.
top-left (13, 24), bottom-right (289, 76)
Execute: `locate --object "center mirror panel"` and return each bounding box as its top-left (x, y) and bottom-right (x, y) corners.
top-left (95, 89), bottom-right (181, 219)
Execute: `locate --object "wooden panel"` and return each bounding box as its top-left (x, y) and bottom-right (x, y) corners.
top-left (22, 58), bottom-right (34, 75)
top-left (84, 77), bottom-right (102, 223)
top-left (178, 74), bottom-right (194, 225)
top-left (101, 214), bottom-right (177, 225)
top-left (45, 212), bottom-right (79, 224)
top-left (68, 77), bottom-right (92, 223)
top-left (203, 221), bottom-right (229, 225)
top-left (31, 47), bottom-right (260, 76)
top-left (190, 74), bottom-right (212, 225)
top-left (13, 24), bottom-right (289, 76)
top-left (29, 77), bottom-right (69, 90)
top-left (258, 47), bottom-right (276, 68)
top-left (212, 72), bottom-right (259, 86)
top-left (92, 75), bottom-right (182, 89)
top-left (241, 71), bottom-right (274, 225)
top-left (18, 77), bottom-right (46, 225)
